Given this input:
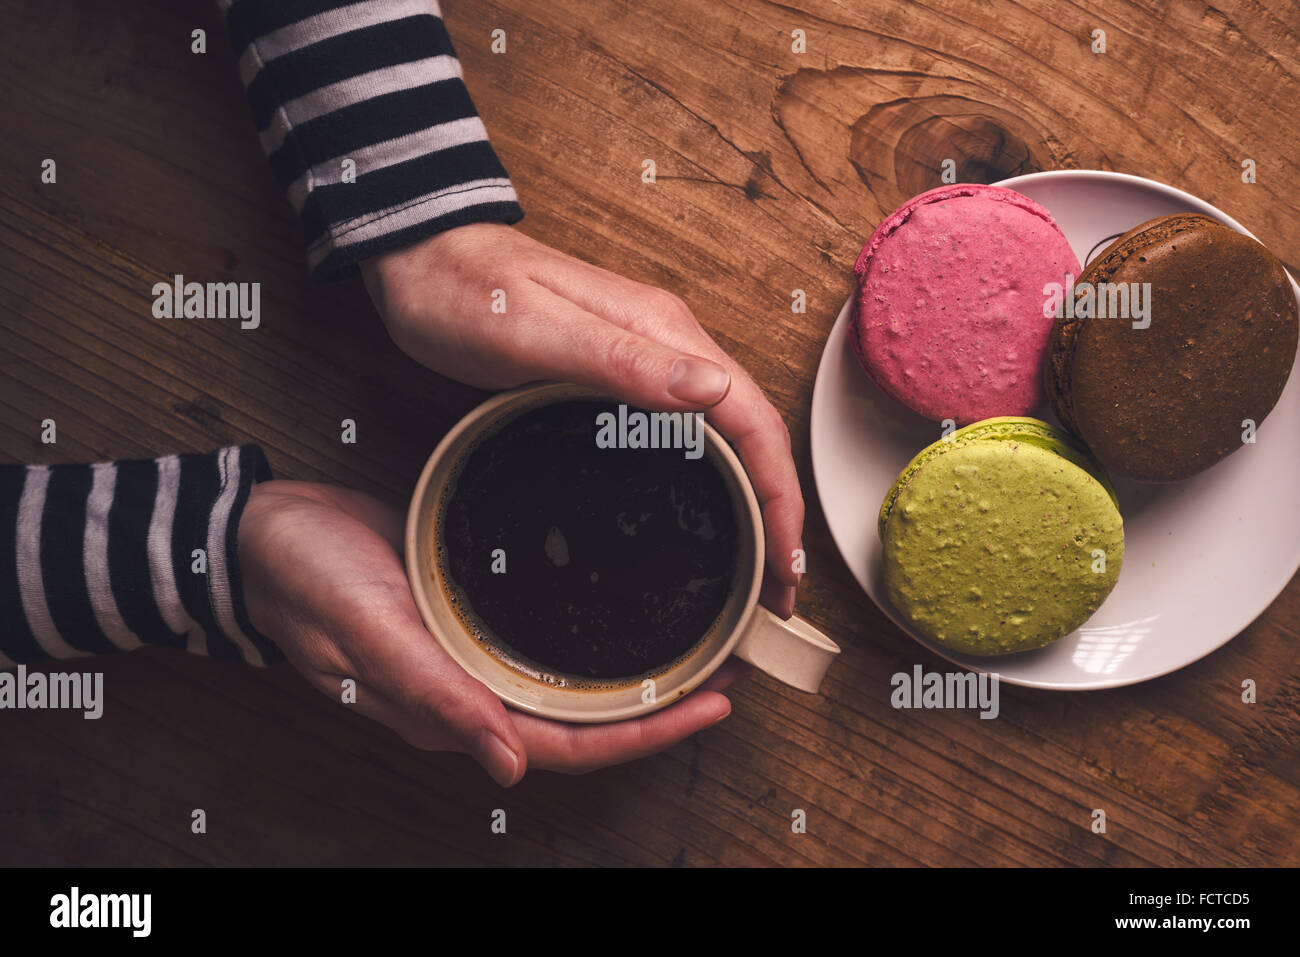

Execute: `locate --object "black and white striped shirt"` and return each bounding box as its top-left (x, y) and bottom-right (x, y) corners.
top-left (223, 0), bottom-right (524, 278)
top-left (0, 447), bottom-right (279, 668)
top-left (2, 2), bottom-right (527, 670)
top-left (4, 2), bottom-right (519, 668)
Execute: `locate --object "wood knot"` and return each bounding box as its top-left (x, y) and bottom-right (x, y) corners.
top-left (850, 95), bottom-right (1047, 201)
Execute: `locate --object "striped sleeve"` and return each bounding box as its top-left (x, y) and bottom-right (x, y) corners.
top-left (0, 446), bottom-right (281, 669)
top-left (222, 0), bottom-right (525, 280)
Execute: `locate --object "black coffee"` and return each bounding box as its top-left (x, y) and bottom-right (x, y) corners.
top-left (438, 400), bottom-right (739, 681)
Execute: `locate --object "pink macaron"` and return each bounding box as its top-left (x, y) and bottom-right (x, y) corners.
top-left (851, 184), bottom-right (1080, 424)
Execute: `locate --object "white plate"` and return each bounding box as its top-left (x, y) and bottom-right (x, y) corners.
top-left (809, 170), bottom-right (1300, 689)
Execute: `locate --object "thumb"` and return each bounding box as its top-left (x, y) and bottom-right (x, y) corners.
top-left (362, 613), bottom-right (529, 787)
top-left (520, 291), bottom-right (731, 409)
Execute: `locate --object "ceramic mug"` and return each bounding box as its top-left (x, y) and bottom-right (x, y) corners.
top-left (405, 382), bottom-right (841, 723)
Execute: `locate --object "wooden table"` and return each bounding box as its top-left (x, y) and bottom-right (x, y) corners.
top-left (2, 0), bottom-right (1296, 866)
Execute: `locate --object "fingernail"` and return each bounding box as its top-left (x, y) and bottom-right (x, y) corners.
top-left (477, 730), bottom-right (522, 787)
top-left (707, 703), bottom-right (732, 728)
top-left (668, 357), bottom-right (731, 406)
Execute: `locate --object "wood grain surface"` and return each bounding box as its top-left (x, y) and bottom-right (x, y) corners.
top-left (1, 0), bottom-right (1297, 866)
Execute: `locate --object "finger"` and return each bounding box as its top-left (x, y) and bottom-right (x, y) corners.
top-left (511, 284), bottom-right (733, 410)
top-left (304, 660), bottom-right (746, 783)
top-left (526, 268), bottom-right (806, 604)
top-left (300, 669), bottom-right (462, 751)
top-left (696, 656), bottom-right (752, 693)
top-left (508, 691), bottom-right (732, 775)
top-left (760, 576), bottom-right (797, 619)
top-left (522, 251), bottom-right (703, 339)
top-left (326, 660), bottom-right (746, 775)
top-left (688, 357), bottom-right (804, 612)
top-left (349, 601), bottom-right (530, 788)
top-left (273, 497), bottom-right (530, 787)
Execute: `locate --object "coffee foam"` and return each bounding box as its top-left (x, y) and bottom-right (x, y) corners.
top-left (430, 399), bottom-right (749, 693)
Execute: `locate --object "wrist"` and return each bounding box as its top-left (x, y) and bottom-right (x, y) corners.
top-left (236, 482), bottom-right (276, 640)
top-left (361, 222), bottom-right (507, 357)
top-left (362, 222), bottom-right (512, 292)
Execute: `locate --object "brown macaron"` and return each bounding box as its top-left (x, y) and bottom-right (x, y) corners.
top-left (1044, 214), bottom-right (1298, 482)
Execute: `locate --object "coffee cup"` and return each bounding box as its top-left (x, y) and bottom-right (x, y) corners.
top-left (405, 382), bottom-right (840, 723)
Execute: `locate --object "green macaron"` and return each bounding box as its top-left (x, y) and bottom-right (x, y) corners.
top-left (879, 417), bottom-right (1124, 656)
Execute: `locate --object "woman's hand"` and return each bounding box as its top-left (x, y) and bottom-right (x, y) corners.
top-left (360, 223), bottom-right (803, 616)
top-left (238, 480), bottom-right (744, 787)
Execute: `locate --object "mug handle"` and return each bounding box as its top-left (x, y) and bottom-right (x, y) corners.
top-left (732, 609), bottom-right (841, 693)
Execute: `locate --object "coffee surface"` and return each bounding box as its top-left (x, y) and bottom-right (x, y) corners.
top-left (440, 400), bottom-right (738, 680)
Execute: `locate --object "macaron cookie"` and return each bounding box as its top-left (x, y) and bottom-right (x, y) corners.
top-left (852, 184), bottom-right (1080, 424)
top-left (1044, 213), bottom-right (1299, 482)
top-left (879, 418), bottom-right (1124, 656)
